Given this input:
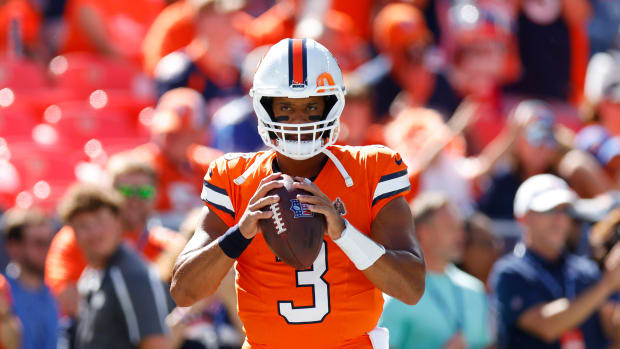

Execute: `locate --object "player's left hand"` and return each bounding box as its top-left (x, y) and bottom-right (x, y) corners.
top-left (293, 177), bottom-right (345, 240)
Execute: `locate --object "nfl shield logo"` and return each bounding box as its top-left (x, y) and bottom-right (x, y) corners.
top-left (290, 199), bottom-right (313, 218)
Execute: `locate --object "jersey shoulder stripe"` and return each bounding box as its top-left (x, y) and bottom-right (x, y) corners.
top-left (201, 151), bottom-right (273, 222)
top-left (372, 169), bottom-right (410, 205)
top-left (201, 180), bottom-right (235, 217)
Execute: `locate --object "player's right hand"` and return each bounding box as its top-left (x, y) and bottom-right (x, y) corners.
top-left (238, 172), bottom-right (284, 239)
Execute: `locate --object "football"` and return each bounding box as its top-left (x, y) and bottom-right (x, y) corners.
top-left (259, 174), bottom-right (326, 269)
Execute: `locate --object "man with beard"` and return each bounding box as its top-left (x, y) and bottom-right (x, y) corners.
top-left (3, 208), bottom-right (58, 349)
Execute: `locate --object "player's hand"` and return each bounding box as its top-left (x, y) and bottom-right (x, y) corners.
top-left (238, 173), bottom-right (284, 239)
top-left (293, 177), bottom-right (346, 240)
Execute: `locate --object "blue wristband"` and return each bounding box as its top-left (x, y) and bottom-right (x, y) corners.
top-left (217, 225), bottom-right (253, 259)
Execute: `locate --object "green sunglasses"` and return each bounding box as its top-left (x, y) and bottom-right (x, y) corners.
top-left (116, 184), bottom-right (156, 200)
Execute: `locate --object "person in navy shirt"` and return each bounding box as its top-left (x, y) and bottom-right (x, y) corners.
top-left (489, 174), bottom-right (620, 349)
top-left (2, 208), bottom-right (58, 349)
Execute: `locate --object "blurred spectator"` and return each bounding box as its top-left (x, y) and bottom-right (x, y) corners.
top-left (131, 88), bottom-right (222, 227)
top-left (59, 0), bottom-right (165, 65)
top-left (154, 0), bottom-right (245, 108)
top-left (45, 153), bottom-right (186, 318)
top-left (574, 125), bottom-right (620, 190)
top-left (489, 174), bottom-right (620, 348)
top-left (459, 212), bottom-right (504, 287)
top-left (336, 82), bottom-right (381, 146)
top-left (2, 207), bottom-right (57, 349)
top-left (295, 9), bottom-right (370, 73)
top-left (165, 208), bottom-right (242, 349)
top-left (381, 192), bottom-right (491, 349)
top-left (58, 183), bottom-right (170, 349)
top-left (589, 1), bottom-right (620, 55)
top-left (0, 274), bottom-right (20, 349)
top-left (477, 99), bottom-right (609, 222)
top-left (446, 1), bottom-right (520, 154)
top-left (142, 0), bottom-right (196, 76)
top-left (370, 2), bottom-right (460, 121)
top-left (383, 99), bottom-right (529, 215)
top-left (209, 45), bottom-right (267, 153)
top-left (383, 106), bottom-right (473, 213)
top-left (234, 0), bottom-right (296, 48)
top-left (583, 49), bottom-right (620, 136)
top-left (504, 0), bottom-right (591, 103)
top-left (589, 208), bottom-right (620, 271)
top-left (0, 0), bottom-right (41, 59)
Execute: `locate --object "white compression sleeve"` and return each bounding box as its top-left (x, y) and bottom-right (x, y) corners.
top-left (333, 219), bottom-right (386, 270)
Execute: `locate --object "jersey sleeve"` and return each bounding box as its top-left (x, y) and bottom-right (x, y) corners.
top-left (367, 146), bottom-right (411, 219)
top-left (201, 156), bottom-right (236, 227)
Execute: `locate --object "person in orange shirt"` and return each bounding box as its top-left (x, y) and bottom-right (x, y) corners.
top-left (60, 0), bottom-right (165, 65)
top-left (170, 38), bottom-right (426, 348)
top-left (142, 0), bottom-right (195, 76)
top-left (131, 87), bottom-right (222, 229)
top-left (45, 153), bottom-right (187, 317)
top-left (0, 274), bottom-right (20, 349)
top-left (0, 0), bottom-right (40, 58)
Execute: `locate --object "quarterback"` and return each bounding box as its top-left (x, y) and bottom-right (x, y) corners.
top-left (171, 38), bottom-right (426, 349)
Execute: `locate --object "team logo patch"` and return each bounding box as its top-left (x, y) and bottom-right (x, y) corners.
top-left (290, 199), bottom-right (313, 218)
top-left (333, 197), bottom-right (347, 216)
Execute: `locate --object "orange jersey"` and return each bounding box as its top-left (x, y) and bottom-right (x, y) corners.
top-left (0, 0), bottom-right (41, 55)
top-left (61, 0), bottom-right (165, 64)
top-left (201, 145), bottom-right (411, 348)
top-left (141, 0), bottom-right (195, 76)
top-left (45, 224), bottom-right (185, 296)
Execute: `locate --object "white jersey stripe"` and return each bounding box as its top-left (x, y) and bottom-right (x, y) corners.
top-left (201, 183), bottom-right (235, 214)
top-left (372, 173), bottom-right (410, 201)
top-left (110, 267), bottom-right (141, 344)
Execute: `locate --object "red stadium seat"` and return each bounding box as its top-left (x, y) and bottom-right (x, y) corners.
top-left (45, 101), bottom-right (142, 149)
top-left (6, 142), bottom-right (82, 210)
top-left (0, 58), bottom-right (48, 90)
top-left (0, 98), bottom-right (38, 142)
top-left (49, 53), bottom-right (153, 97)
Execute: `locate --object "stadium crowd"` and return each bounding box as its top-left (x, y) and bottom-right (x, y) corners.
top-left (0, 0), bottom-right (620, 348)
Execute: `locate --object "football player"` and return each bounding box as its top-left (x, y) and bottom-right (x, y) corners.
top-left (171, 38), bottom-right (426, 349)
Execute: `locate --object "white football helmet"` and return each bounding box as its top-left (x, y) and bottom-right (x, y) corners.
top-left (250, 38), bottom-right (346, 160)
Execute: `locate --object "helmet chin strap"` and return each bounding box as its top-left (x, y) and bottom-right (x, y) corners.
top-left (233, 147), bottom-right (354, 188)
top-left (322, 148), bottom-right (354, 187)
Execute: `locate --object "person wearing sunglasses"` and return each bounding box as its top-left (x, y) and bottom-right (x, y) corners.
top-left (45, 154), bottom-right (186, 329)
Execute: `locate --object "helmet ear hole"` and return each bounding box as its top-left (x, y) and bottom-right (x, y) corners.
top-left (323, 95), bottom-right (338, 120)
top-left (259, 97), bottom-right (278, 140)
top-left (260, 97), bottom-right (275, 120)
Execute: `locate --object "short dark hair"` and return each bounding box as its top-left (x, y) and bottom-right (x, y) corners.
top-left (58, 183), bottom-right (123, 223)
top-left (2, 207), bottom-right (48, 242)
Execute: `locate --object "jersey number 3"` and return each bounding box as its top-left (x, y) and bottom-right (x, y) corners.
top-left (278, 241), bottom-right (331, 324)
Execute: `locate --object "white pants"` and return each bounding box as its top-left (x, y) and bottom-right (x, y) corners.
top-left (368, 327), bottom-right (389, 349)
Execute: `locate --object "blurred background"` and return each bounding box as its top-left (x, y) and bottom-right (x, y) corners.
top-left (1, 0), bottom-right (620, 348)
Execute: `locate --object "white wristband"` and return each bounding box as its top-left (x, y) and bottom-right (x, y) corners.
top-left (333, 219), bottom-right (386, 270)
